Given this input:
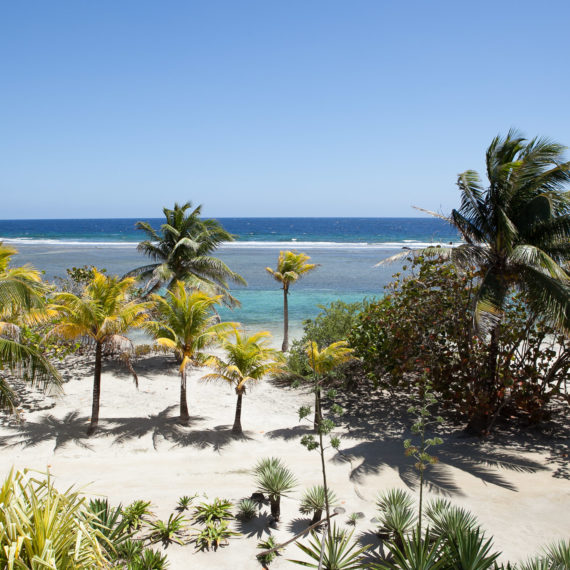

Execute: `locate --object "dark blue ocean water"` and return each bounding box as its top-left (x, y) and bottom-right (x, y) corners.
top-left (2, 218), bottom-right (459, 343)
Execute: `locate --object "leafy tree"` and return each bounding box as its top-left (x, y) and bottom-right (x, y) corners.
top-left (202, 329), bottom-right (284, 435)
top-left (421, 131), bottom-right (570, 431)
top-left (146, 282), bottom-right (235, 425)
top-left (266, 250), bottom-right (318, 351)
top-left (0, 244), bottom-right (61, 410)
top-left (254, 457), bottom-right (297, 522)
top-left (50, 270), bottom-right (150, 435)
top-left (126, 202), bottom-right (246, 305)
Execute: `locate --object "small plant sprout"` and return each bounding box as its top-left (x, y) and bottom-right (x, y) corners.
top-left (122, 500), bottom-right (153, 531)
top-left (404, 377), bottom-right (444, 533)
top-left (195, 520), bottom-right (240, 551)
top-left (176, 494), bottom-right (197, 512)
top-left (237, 498), bottom-right (258, 521)
top-left (346, 512), bottom-right (365, 526)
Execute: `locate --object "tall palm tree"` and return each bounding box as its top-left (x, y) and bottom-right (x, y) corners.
top-left (202, 329), bottom-right (284, 435)
top-left (126, 202), bottom-right (246, 306)
top-left (0, 244), bottom-right (61, 409)
top-left (416, 131), bottom-right (570, 431)
top-left (146, 282), bottom-right (236, 425)
top-left (266, 250), bottom-right (318, 351)
top-left (50, 270), bottom-right (150, 435)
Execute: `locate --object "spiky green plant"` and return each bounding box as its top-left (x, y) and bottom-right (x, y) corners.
top-left (376, 489), bottom-right (417, 542)
top-left (193, 498), bottom-right (234, 524)
top-left (257, 535), bottom-right (280, 566)
top-left (122, 499), bottom-right (153, 530)
top-left (299, 485), bottom-right (339, 525)
top-left (446, 528), bottom-right (500, 570)
top-left (425, 498), bottom-right (480, 542)
top-left (0, 468), bottom-right (107, 568)
top-left (148, 513), bottom-right (187, 546)
top-left (254, 457), bottom-right (298, 522)
top-left (194, 520), bottom-right (240, 551)
top-left (176, 494), bottom-right (197, 512)
top-left (346, 512), bottom-right (364, 526)
top-left (520, 539), bottom-right (570, 570)
top-left (289, 523), bottom-right (369, 569)
top-left (237, 498), bottom-right (258, 521)
top-left (115, 538), bottom-right (144, 562)
top-left (129, 547), bottom-right (170, 569)
top-left (87, 497), bottom-right (131, 557)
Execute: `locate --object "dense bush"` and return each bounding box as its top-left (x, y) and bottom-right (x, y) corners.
top-left (349, 253), bottom-right (570, 427)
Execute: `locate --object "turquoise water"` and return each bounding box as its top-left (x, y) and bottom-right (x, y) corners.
top-left (3, 218), bottom-right (458, 342)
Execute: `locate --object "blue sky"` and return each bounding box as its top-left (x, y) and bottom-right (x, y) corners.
top-left (1, 1), bottom-right (569, 218)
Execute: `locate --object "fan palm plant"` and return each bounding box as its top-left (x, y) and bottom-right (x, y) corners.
top-left (146, 282), bottom-right (236, 425)
top-left (201, 329), bottom-right (284, 435)
top-left (0, 244), bottom-right (61, 410)
top-left (50, 270), bottom-right (150, 435)
top-left (126, 202), bottom-right (246, 305)
top-left (266, 250), bottom-right (318, 351)
top-left (299, 485), bottom-right (339, 525)
top-left (254, 457), bottom-right (297, 522)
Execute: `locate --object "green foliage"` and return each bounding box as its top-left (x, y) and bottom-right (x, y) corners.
top-left (87, 498), bottom-right (131, 556)
top-left (372, 529), bottom-right (445, 570)
top-left (194, 520), bottom-right (239, 551)
top-left (346, 512), bottom-right (364, 526)
top-left (122, 500), bottom-right (153, 531)
top-left (115, 538), bottom-right (144, 562)
top-left (299, 486), bottom-right (338, 517)
top-left (376, 489), bottom-right (417, 539)
top-left (254, 457), bottom-right (298, 521)
top-left (520, 540), bottom-right (570, 570)
top-left (193, 498), bottom-right (234, 524)
top-left (236, 498), bottom-right (258, 521)
top-left (0, 468), bottom-right (107, 568)
top-left (176, 494), bottom-right (197, 512)
top-left (148, 513), bottom-right (187, 545)
top-left (128, 547), bottom-right (169, 569)
top-left (287, 300), bottom-right (363, 377)
top-left (350, 253), bottom-right (570, 427)
top-left (257, 535), bottom-right (281, 565)
top-left (290, 523), bottom-right (369, 568)
top-left (425, 498), bottom-right (480, 541)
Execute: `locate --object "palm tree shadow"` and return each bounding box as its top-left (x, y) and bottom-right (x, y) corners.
top-left (236, 512), bottom-right (273, 539)
top-left (286, 517), bottom-right (313, 535)
top-left (0, 410), bottom-right (94, 452)
top-left (265, 424), bottom-right (314, 441)
top-left (105, 406), bottom-right (207, 450)
top-left (170, 424), bottom-right (252, 452)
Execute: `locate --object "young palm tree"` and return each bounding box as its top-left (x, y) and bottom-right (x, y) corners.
top-left (202, 329), bottom-right (284, 435)
top-left (266, 251), bottom-right (318, 351)
top-left (146, 282), bottom-right (236, 425)
top-left (0, 244), bottom-right (61, 410)
top-left (254, 457), bottom-right (297, 522)
top-left (126, 202), bottom-right (246, 305)
top-left (50, 270), bottom-right (150, 435)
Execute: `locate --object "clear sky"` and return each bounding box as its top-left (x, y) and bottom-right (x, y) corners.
top-left (1, 0), bottom-right (569, 219)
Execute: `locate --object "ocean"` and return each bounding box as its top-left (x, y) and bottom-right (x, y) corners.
top-left (1, 217), bottom-right (459, 341)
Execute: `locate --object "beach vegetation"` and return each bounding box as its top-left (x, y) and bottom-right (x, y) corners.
top-left (87, 497), bottom-right (131, 551)
top-left (176, 494), bottom-right (197, 512)
top-left (122, 499), bottom-right (153, 531)
top-left (49, 269), bottom-right (150, 435)
top-left (257, 535), bottom-right (280, 565)
top-left (254, 457), bottom-right (298, 522)
top-left (146, 282), bottom-right (236, 425)
top-left (194, 519), bottom-right (239, 551)
top-left (299, 485), bottom-right (339, 525)
top-left (202, 329), bottom-right (284, 435)
top-left (289, 522), bottom-right (369, 569)
top-left (126, 201), bottom-right (246, 305)
top-left (266, 250), bottom-right (318, 351)
top-left (148, 512), bottom-right (188, 545)
top-left (0, 468), bottom-right (107, 568)
top-left (193, 497), bottom-right (234, 524)
top-left (0, 243), bottom-right (61, 411)
top-left (376, 489), bottom-right (417, 545)
top-left (128, 546), bottom-right (169, 569)
top-left (346, 512), bottom-right (364, 526)
top-left (237, 498), bottom-right (258, 521)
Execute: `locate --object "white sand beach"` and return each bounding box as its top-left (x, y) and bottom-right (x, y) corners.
top-left (0, 353), bottom-right (568, 569)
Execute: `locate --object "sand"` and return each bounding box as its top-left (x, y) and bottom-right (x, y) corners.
top-left (0, 352), bottom-right (568, 568)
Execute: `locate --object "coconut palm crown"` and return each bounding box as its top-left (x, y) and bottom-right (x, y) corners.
top-left (447, 130), bottom-right (570, 331)
top-left (126, 202), bottom-right (246, 306)
top-left (146, 282), bottom-right (237, 424)
top-left (266, 250), bottom-right (318, 351)
top-left (0, 244), bottom-right (61, 409)
top-left (202, 329), bottom-right (284, 435)
top-left (50, 270), bottom-right (150, 434)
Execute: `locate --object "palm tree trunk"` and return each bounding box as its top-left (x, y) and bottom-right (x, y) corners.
top-left (270, 496), bottom-right (281, 521)
top-left (281, 288), bottom-right (289, 352)
top-left (87, 341), bottom-right (102, 436)
top-left (311, 509), bottom-right (323, 525)
top-left (180, 366), bottom-right (190, 425)
top-left (232, 388), bottom-right (244, 435)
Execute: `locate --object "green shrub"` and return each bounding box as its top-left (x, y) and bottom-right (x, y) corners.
top-left (193, 498), bottom-right (233, 524)
top-left (148, 513), bottom-right (187, 545)
top-left (195, 520), bottom-right (239, 551)
top-left (122, 499), bottom-right (153, 530)
top-left (237, 498), bottom-right (258, 521)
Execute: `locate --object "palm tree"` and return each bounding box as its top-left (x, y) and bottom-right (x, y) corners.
top-left (254, 457), bottom-right (298, 522)
top-left (266, 251), bottom-right (318, 351)
top-left (50, 270), bottom-right (150, 435)
top-left (438, 131), bottom-right (570, 431)
top-left (202, 329), bottom-right (284, 435)
top-left (126, 202), bottom-right (246, 305)
top-left (0, 244), bottom-right (61, 410)
top-left (146, 282), bottom-right (236, 425)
